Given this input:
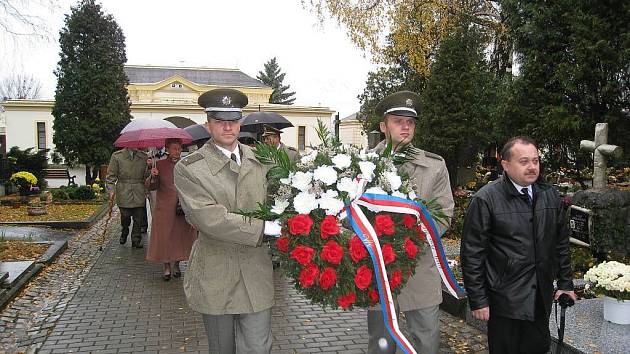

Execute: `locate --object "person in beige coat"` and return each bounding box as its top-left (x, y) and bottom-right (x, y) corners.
top-left (106, 148), bottom-right (150, 248)
top-left (174, 89), bottom-right (281, 354)
top-left (368, 91), bottom-right (454, 354)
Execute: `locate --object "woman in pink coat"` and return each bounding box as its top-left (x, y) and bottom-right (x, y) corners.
top-left (145, 138), bottom-right (196, 281)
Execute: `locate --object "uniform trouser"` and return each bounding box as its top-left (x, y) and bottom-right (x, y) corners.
top-left (487, 292), bottom-right (551, 353)
top-left (368, 305), bottom-right (440, 354)
top-left (119, 207), bottom-right (144, 245)
top-left (201, 309), bottom-right (272, 354)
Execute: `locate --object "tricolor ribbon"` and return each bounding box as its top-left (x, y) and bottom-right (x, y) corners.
top-left (342, 180), bottom-right (465, 354)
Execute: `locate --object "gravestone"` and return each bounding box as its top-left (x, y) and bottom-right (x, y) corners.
top-left (579, 123), bottom-right (622, 189)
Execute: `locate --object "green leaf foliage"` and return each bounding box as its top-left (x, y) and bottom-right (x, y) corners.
top-left (417, 19), bottom-right (497, 187)
top-left (257, 57), bottom-right (296, 105)
top-left (52, 0), bottom-right (131, 176)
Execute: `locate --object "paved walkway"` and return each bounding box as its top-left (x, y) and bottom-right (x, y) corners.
top-left (2, 209), bottom-right (488, 353)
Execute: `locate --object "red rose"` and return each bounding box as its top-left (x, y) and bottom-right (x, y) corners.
top-left (404, 237), bottom-right (418, 259)
top-left (299, 263), bottom-right (319, 288)
top-left (381, 243), bottom-right (396, 265)
top-left (287, 214), bottom-right (314, 235)
top-left (336, 292), bottom-right (357, 309)
top-left (374, 214), bottom-right (395, 236)
top-left (368, 288), bottom-right (380, 304)
top-left (349, 236), bottom-right (368, 263)
top-left (320, 215), bottom-right (340, 239)
top-left (276, 237), bottom-right (289, 253)
top-left (354, 265), bottom-right (373, 290)
top-left (389, 269), bottom-right (402, 289)
top-left (291, 245), bottom-right (315, 266)
top-left (402, 214), bottom-right (416, 229)
top-left (319, 267), bottom-right (337, 290)
top-left (320, 240), bottom-right (344, 265)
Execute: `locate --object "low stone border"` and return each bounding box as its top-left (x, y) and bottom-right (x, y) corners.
top-left (439, 286), bottom-right (468, 320)
top-left (0, 239), bottom-right (68, 310)
top-left (0, 202), bottom-right (109, 229)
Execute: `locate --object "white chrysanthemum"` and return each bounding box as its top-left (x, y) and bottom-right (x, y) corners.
top-left (367, 152), bottom-right (379, 159)
top-left (331, 154), bottom-right (352, 170)
top-left (408, 191), bottom-right (418, 200)
top-left (313, 165), bottom-right (338, 186)
top-left (280, 172), bottom-right (294, 185)
top-left (292, 171), bottom-right (313, 191)
top-left (358, 161), bottom-right (376, 182)
top-left (384, 171), bottom-right (402, 191)
top-left (292, 191), bottom-right (318, 215)
top-left (318, 189), bottom-right (345, 215)
top-left (365, 186), bottom-right (387, 195)
top-left (337, 177), bottom-right (359, 200)
top-left (300, 150), bottom-right (318, 164)
top-left (270, 198), bottom-right (290, 215)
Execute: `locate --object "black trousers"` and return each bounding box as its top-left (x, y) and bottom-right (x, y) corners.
top-left (120, 207), bottom-right (144, 245)
top-left (487, 294), bottom-right (551, 354)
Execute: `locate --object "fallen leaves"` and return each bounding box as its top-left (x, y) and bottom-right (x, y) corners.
top-left (0, 203), bottom-right (102, 222)
top-left (0, 240), bottom-right (49, 261)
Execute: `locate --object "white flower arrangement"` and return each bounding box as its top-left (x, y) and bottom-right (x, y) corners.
top-left (584, 261), bottom-right (630, 301)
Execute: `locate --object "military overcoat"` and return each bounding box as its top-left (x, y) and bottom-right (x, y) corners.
top-left (374, 141), bottom-right (454, 311)
top-left (280, 143), bottom-right (300, 163)
top-left (106, 148), bottom-right (149, 208)
top-left (174, 142), bottom-right (273, 315)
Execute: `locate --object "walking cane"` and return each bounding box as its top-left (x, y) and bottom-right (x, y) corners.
top-left (100, 191), bottom-right (116, 251)
top-left (554, 293), bottom-right (575, 353)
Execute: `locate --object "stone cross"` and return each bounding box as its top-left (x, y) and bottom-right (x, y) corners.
top-left (580, 123), bottom-right (623, 189)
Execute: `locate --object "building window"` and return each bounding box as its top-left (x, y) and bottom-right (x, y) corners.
top-left (37, 122), bottom-right (46, 150)
top-left (298, 126), bottom-right (306, 151)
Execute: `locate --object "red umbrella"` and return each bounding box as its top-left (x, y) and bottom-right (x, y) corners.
top-left (114, 127), bottom-right (193, 149)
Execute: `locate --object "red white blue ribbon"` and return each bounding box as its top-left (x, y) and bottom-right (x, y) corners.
top-left (343, 186), bottom-right (464, 354)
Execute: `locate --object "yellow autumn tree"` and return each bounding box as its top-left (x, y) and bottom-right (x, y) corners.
top-left (304, 0), bottom-right (506, 76)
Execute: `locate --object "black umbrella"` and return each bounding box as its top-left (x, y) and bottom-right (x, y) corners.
top-left (240, 112), bottom-right (293, 133)
top-left (555, 293), bottom-right (575, 354)
top-left (184, 124), bottom-right (211, 142)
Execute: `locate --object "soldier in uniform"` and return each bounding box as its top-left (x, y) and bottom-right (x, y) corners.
top-left (261, 124), bottom-right (300, 162)
top-left (106, 147), bottom-right (150, 248)
top-left (173, 88), bottom-right (281, 354)
top-left (368, 91), bottom-right (455, 354)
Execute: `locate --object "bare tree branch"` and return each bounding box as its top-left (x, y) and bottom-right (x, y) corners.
top-left (0, 73), bottom-right (42, 100)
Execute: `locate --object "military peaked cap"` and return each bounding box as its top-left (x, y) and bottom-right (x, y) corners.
top-left (261, 124), bottom-right (282, 137)
top-left (375, 91), bottom-right (421, 119)
top-left (198, 88), bottom-right (248, 121)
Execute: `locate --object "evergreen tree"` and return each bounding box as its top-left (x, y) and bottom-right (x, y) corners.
top-left (257, 57), bottom-right (296, 105)
top-left (501, 0), bottom-right (630, 168)
top-left (52, 0), bottom-right (131, 183)
top-left (418, 20), bottom-right (497, 187)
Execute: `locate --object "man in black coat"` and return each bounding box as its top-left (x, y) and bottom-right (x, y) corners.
top-left (461, 136), bottom-right (576, 353)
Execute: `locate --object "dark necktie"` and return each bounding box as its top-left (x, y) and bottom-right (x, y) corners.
top-left (230, 153), bottom-right (238, 165)
top-left (521, 187), bottom-right (532, 205)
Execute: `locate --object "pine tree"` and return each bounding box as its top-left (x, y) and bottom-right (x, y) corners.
top-left (418, 20), bottom-right (497, 186)
top-left (52, 0), bottom-right (131, 183)
top-left (257, 57), bottom-right (296, 105)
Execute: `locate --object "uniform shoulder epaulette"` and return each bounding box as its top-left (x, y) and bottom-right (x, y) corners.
top-left (424, 151), bottom-right (444, 161)
top-left (180, 153), bottom-right (204, 166)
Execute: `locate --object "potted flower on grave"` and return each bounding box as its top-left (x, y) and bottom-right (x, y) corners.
top-left (584, 260), bottom-right (630, 324)
top-left (9, 171), bottom-right (38, 196)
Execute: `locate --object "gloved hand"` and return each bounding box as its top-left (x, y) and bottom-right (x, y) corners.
top-left (264, 220), bottom-right (282, 237)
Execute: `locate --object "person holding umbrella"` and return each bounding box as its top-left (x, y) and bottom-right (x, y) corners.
top-left (174, 88), bottom-right (281, 354)
top-left (106, 147), bottom-right (150, 248)
top-left (261, 124), bottom-right (300, 162)
top-left (145, 138), bottom-right (196, 281)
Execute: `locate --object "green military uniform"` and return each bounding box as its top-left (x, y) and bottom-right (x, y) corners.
top-left (261, 125), bottom-right (300, 162)
top-left (368, 91), bottom-right (455, 354)
top-left (106, 148), bottom-right (149, 247)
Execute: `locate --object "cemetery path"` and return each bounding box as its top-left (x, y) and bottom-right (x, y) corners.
top-left (1, 207), bottom-right (488, 354)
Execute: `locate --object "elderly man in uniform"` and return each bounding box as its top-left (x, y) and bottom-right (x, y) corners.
top-left (368, 91), bottom-right (454, 354)
top-left (106, 147), bottom-right (150, 248)
top-left (174, 88), bottom-right (281, 354)
top-left (261, 124), bottom-right (300, 162)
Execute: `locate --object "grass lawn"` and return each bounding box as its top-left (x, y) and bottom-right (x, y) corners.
top-left (0, 203), bottom-right (102, 222)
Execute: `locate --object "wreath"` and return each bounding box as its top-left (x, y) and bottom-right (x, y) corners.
top-left (243, 121), bottom-right (448, 310)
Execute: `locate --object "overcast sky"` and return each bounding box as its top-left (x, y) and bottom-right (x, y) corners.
top-left (1, 0), bottom-right (376, 118)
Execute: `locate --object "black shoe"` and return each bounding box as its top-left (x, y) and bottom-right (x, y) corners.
top-left (120, 236), bottom-right (127, 245)
top-left (132, 242), bottom-right (143, 249)
top-left (163, 273), bottom-right (171, 281)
